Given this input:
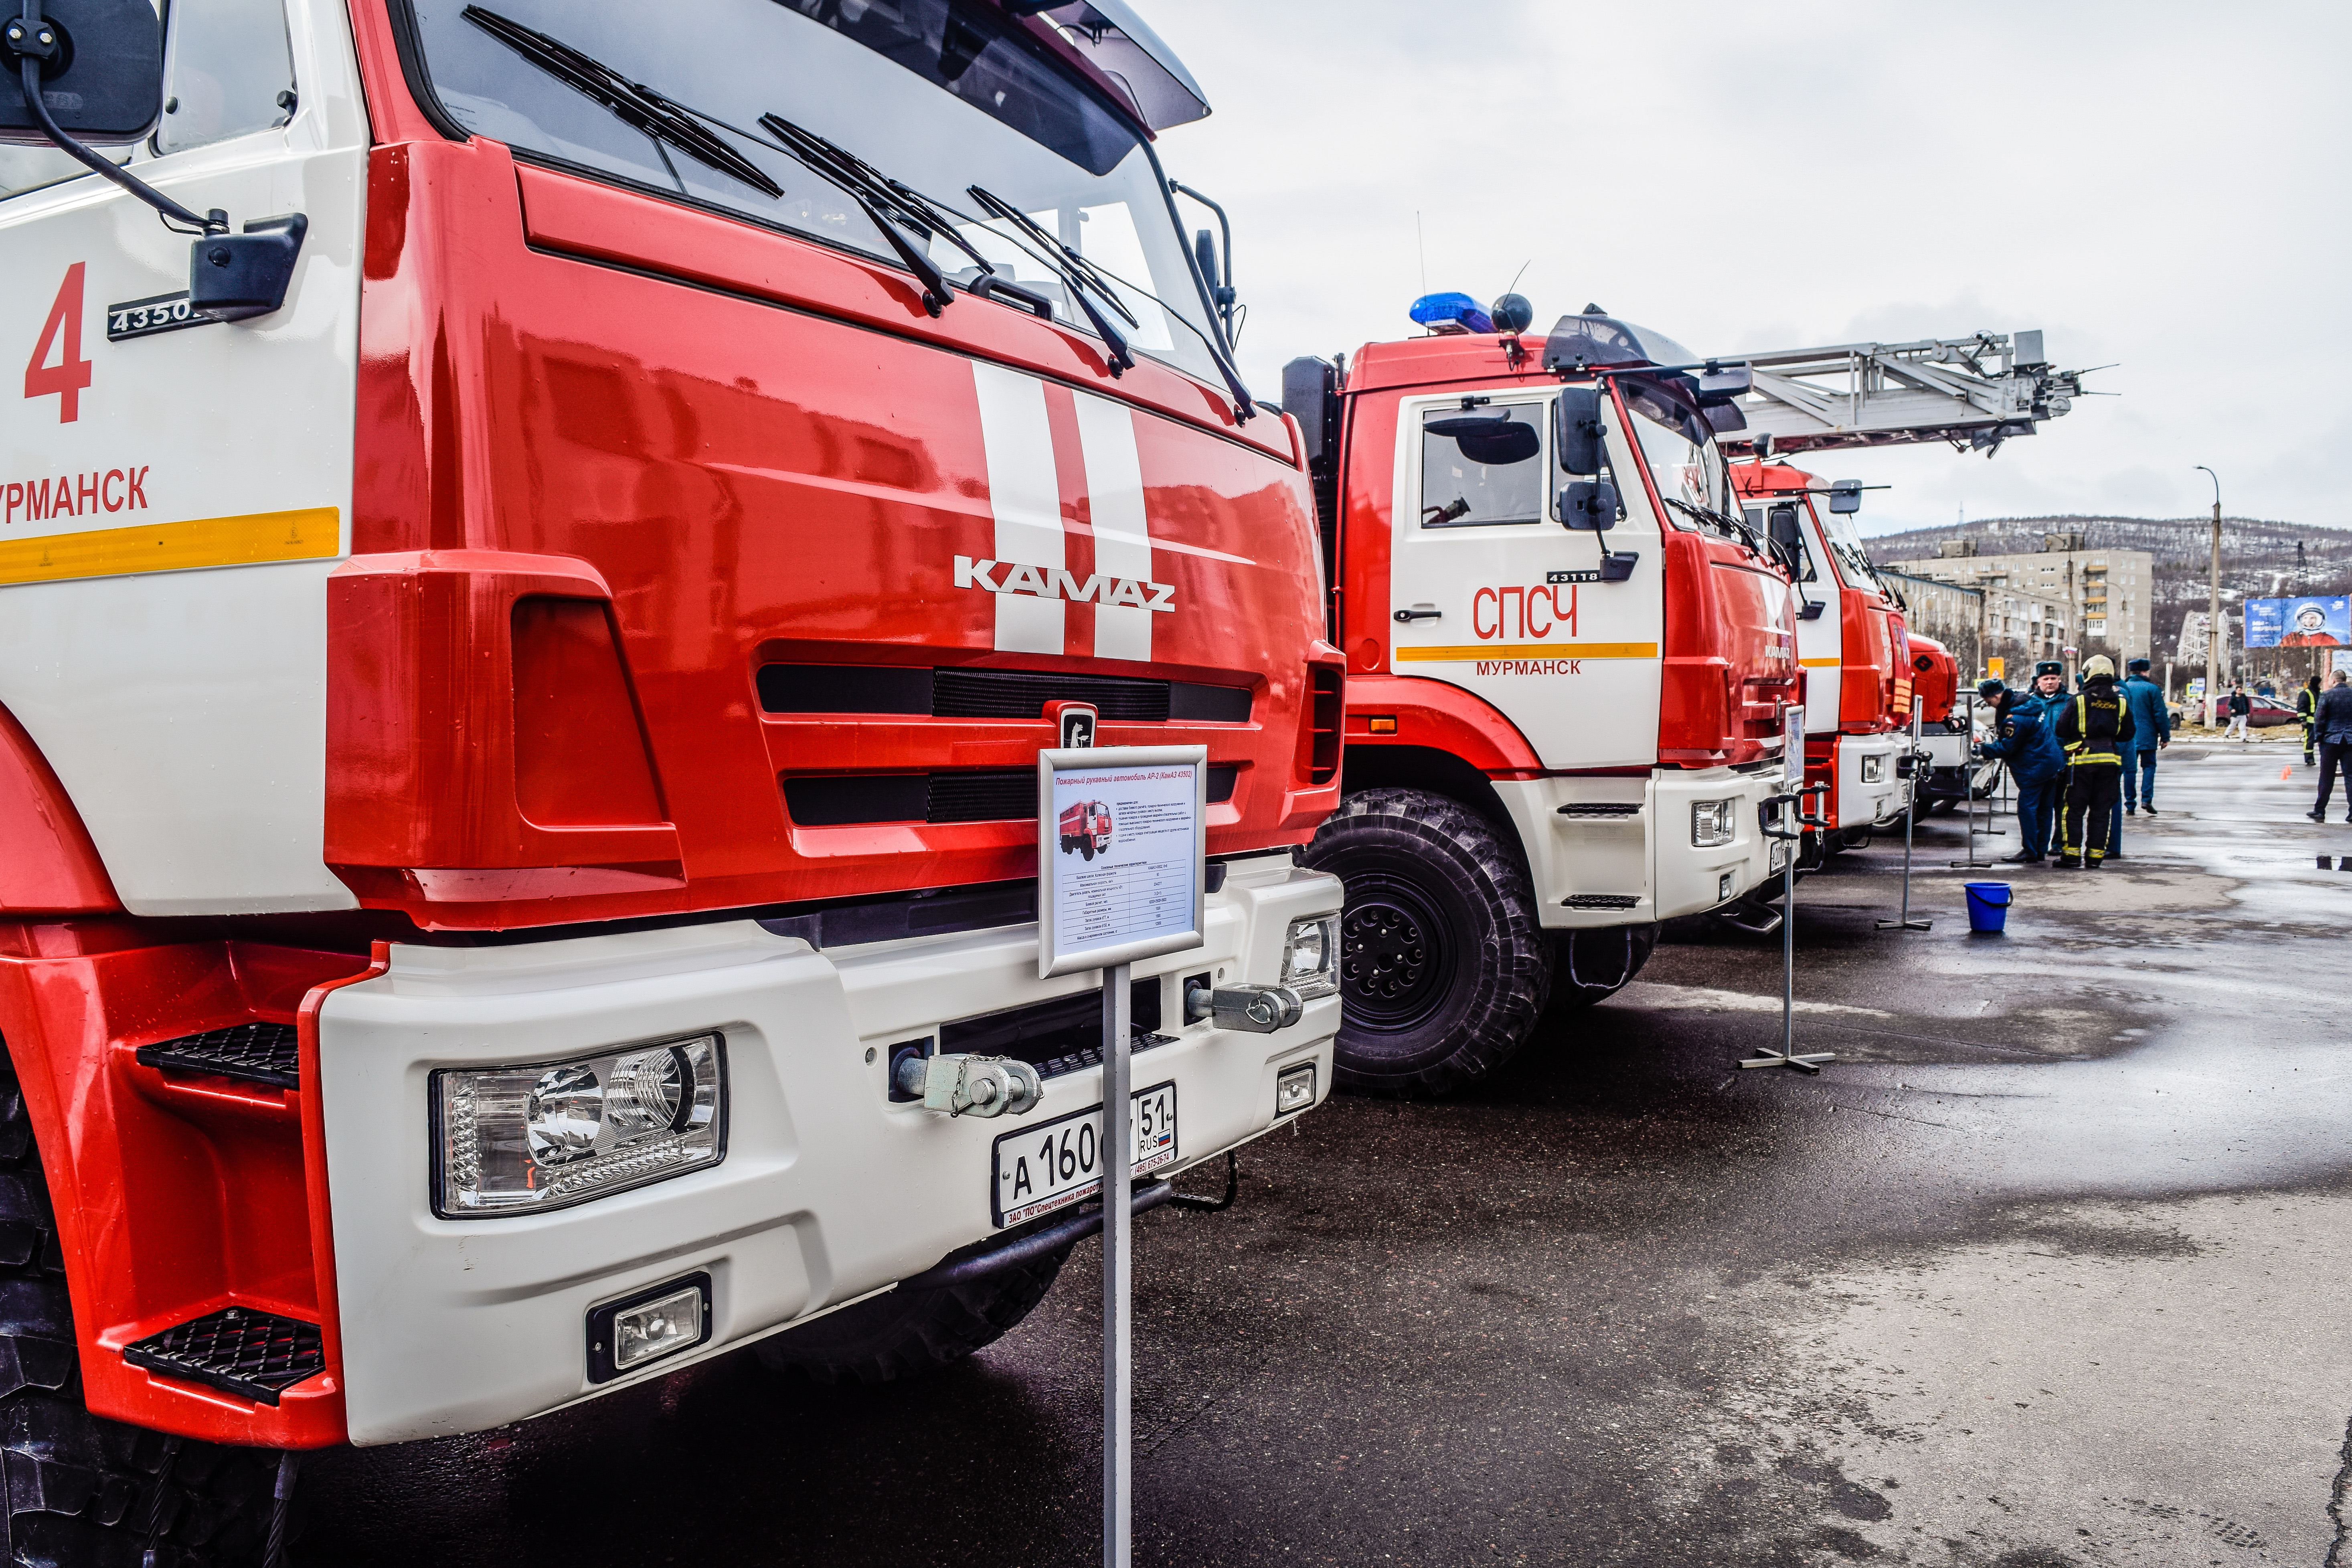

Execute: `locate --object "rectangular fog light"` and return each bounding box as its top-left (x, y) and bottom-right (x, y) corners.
top-left (1718, 872), bottom-right (1735, 903)
top-left (1691, 798), bottom-right (1736, 848)
top-left (1861, 753), bottom-right (1886, 783)
top-left (1275, 1062), bottom-right (1316, 1116)
top-left (588, 1273), bottom-right (712, 1384)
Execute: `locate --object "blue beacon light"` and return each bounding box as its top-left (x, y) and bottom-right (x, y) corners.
top-left (1409, 291), bottom-right (1495, 335)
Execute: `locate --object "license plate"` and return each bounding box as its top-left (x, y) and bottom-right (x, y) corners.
top-left (992, 1081), bottom-right (1178, 1228)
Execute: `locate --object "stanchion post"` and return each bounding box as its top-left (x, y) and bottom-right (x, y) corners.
top-left (1101, 962), bottom-right (1132, 1568)
top-left (1743, 782), bottom-right (1836, 1074)
top-left (1879, 706), bottom-right (1931, 931)
top-left (1949, 690), bottom-right (1994, 869)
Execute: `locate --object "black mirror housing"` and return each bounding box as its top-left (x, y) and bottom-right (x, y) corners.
top-left (1554, 386), bottom-right (1605, 476)
top-left (1767, 502), bottom-right (1803, 553)
top-left (1, 0), bottom-right (162, 145)
top-left (190, 214), bottom-right (308, 322)
top-left (1695, 364), bottom-right (1752, 403)
top-left (1828, 480), bottom-right (1862, 515)
top-left (1559, 480), bottom-right (1617, 532)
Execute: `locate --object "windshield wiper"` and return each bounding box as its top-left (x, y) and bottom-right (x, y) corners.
top-left (462, 8), bottom-right (782, 199)
top-left (1662, 496), bottom-right (1767, 561)
top-left (964, 185), bottom-right (1138, 376)
top-left (754, 112), bottom-right (998, 318)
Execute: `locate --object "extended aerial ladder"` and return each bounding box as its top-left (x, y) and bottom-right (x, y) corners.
top-left (1709, 330), bottom-right (2088, 457)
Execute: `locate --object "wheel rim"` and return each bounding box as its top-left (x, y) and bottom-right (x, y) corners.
top-left (1339, 876), bottom-right (1453, 1032)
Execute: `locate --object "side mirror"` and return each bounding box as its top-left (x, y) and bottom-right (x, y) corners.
top-left (1696, 364), bottom-right (1752, 404)
top-left (1828, 480), bottom-right (1862, 515)
top-left (1559, 480), bottom-right (1617, 532)
top-left (1767, 502), bottom-right (1803, 554)
top-left (1, 0), bottom-right (163, 145)
top-left (1554, 386), bottom-right (1605, 476)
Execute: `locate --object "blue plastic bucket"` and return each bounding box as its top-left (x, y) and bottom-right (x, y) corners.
top-left (1963, 881), bottom-right (2012, 934)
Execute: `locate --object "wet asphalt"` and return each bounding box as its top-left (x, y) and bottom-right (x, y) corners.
top-left (301, 741), bottom-right (2352, 1567)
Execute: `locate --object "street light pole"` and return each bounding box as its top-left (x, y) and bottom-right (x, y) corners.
top-left (2196, 466), bottom-right (2221, 728)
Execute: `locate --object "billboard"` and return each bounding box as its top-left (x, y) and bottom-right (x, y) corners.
top-left (2245, 595), bottom-right (2351, 649)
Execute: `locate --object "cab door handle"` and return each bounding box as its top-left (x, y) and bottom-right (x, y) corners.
top-left (1393, 604), bottom-right (1441, 623)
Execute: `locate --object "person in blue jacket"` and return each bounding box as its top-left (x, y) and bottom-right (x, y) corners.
top-left (1979, 668), bottom-right (2065, 864)
top-left (2120, 658), bottom-right (2171, 817)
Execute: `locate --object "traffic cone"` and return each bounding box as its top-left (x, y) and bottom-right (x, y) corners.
top-left (2281, 765), bottom-right (2293, 779)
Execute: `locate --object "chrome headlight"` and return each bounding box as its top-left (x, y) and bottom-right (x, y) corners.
top-left (1860, 753), bottom-right (1887, 783)
top-left (1281, 914), bottom-right (1340, 999)
top-left (435, 1034), bottom-right (725, 1218)
top-left (1690, 799), bottom-right (1737, 848)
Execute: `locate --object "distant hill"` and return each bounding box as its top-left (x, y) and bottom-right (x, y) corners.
top-left (1866, 514), bottom-right (2352, 652)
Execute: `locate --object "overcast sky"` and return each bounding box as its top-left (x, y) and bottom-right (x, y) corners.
top-left (1143, 2), bottom-right (2350, 538)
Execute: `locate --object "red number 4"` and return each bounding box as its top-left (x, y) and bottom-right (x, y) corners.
top-left (25, 262), bottom-right (93, 424)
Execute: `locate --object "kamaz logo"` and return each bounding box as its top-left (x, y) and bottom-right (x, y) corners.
top-left (955, 555), bottom-right (1175, 612)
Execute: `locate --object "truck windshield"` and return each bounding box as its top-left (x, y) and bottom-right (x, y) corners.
top-left (407, 0), bottom-right (1224, 382)
top-left (1814, 505), bottom-right (1892, 598)
top-left (1419, 405), bottom-right (1545, 527)
top-left (1620, 379), bottom-right (1731, 524)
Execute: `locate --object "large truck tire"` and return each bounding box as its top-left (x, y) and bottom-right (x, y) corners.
top-left (1304, 788), bottom-right (1553, 1097)
top-left (753, 1242), bottom-right (1072, 1386)
top-left (1548, 923), bottom-right (1661, 1013)
top-left (0, 1056), bottom-right (285, 1568)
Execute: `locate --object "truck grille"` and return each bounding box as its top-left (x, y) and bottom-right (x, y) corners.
top-left (759, 664), bottom-right (1251, 723)
top-left (940, 979), bottom-right (1171, 1081)
top-left (786, 765), bottom-right (1236, 827)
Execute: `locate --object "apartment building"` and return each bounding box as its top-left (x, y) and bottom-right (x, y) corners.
top-left (1885, 533), bottom-right (2154, 661)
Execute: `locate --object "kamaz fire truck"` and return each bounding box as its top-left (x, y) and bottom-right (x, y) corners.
top-left (1058, 799), bottom-right (1114, 858)
top-left (1, 0), bottom-right (1343, 1558)
top-left (1281, 302), bottom-right (1799, 1095)
top-left (1728, 459), bottom-right (1909, 854)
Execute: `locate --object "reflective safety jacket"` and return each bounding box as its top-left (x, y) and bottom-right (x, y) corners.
top-left (2300, 683), bottom-right (2321, 734)
top-left (2055, 678), bottom-right (2135, 765)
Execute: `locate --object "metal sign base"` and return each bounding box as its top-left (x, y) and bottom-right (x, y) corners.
top-left (1746, 795), bottom-right (1836, 1074)
top-left (1101, 961), bottom-right (1132, 1568)
top-left (1879, 712), bottom-right (1933, 932)
top-left (1947, 691), bottom-right (1995, 869)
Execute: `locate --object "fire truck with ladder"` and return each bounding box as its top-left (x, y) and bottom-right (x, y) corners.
top-left (1718, 330), bottom-right (2089, 848)
top-left (1281, 300), bottom-right (1800, 1096)
top-left (0, 0), bottom-right (1345, 1559)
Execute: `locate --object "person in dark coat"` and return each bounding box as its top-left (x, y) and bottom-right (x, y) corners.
top-left (2121, 659), bottom-right (2171, 816)
top-left (1980, 672), bottom-right (2065, 864)
top-left (2224, 684), bottom-right (2252, 742)
top-left (2054, 655), bottom-right (2135, 868)
top-left (2306, 671), bottom-right (2352, 823)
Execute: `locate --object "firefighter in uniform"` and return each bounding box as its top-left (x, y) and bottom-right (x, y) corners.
top-left (2299, 675), bottom-right (2322, 767)
top-left (2054, 654), bottom-right (2135, 868)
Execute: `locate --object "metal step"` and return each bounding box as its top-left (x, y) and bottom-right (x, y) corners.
top-left (134, 1022), bottom-right (299, 1089)
top-left (123, 1305), bottom-right (325, 1406)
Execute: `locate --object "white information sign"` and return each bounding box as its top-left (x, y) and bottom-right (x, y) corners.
top-left (1782, 705), bottom-right (1806, 785)
top-left (1036, 745), bottom-right (1208, 979)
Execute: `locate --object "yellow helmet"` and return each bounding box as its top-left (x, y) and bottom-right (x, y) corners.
top-left (2082, 655), bottom-right (2115, 679)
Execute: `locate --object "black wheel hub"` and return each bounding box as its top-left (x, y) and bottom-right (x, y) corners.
top-left (1340, 885), bottom-right (1450, 1030)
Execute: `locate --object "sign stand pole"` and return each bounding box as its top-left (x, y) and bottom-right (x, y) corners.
top-left (1743, 705), bottom-right (1834, 1074)
top-left (1879, 706), bottom-right (1931, 931)
top-left (1101, 961), bottom-right (1132, 1568)
top-left (1949, 691), bottom-right (1994, 870)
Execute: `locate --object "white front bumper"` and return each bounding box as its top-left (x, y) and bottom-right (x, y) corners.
top-left (317, 858), bottom-right (1340, 1444)
top-left (1496, 765), bottom-right (1785, 928)
top-left (1830, 732), bottom-right (1907, 827)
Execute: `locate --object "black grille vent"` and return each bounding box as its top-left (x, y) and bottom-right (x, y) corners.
top-left (943, 980), bottom-right (1170, 1081)
top-left (134, 1022), bottom-right (300, 1089)
top-left (1557, 803), bottom-right (1643, 819)
top-left (787, 766), bottom-right (1236, 827)
top-left (758, 664), bottom-right (1249, 724)
top-left (123, 1306), bottom-right (326, 1406)
top-left (1562, 894), bottom-right (1642, 910)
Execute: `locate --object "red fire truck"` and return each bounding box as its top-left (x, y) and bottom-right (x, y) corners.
top-left (1058, 800), bottom-right (1114, 858)
top-left (1282, 303), bottom-right (1799, 1095)
top-left (1729, 460), bottom-right (1909, 856)
top-left (0, 0), bottom-right (1343, 1555)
